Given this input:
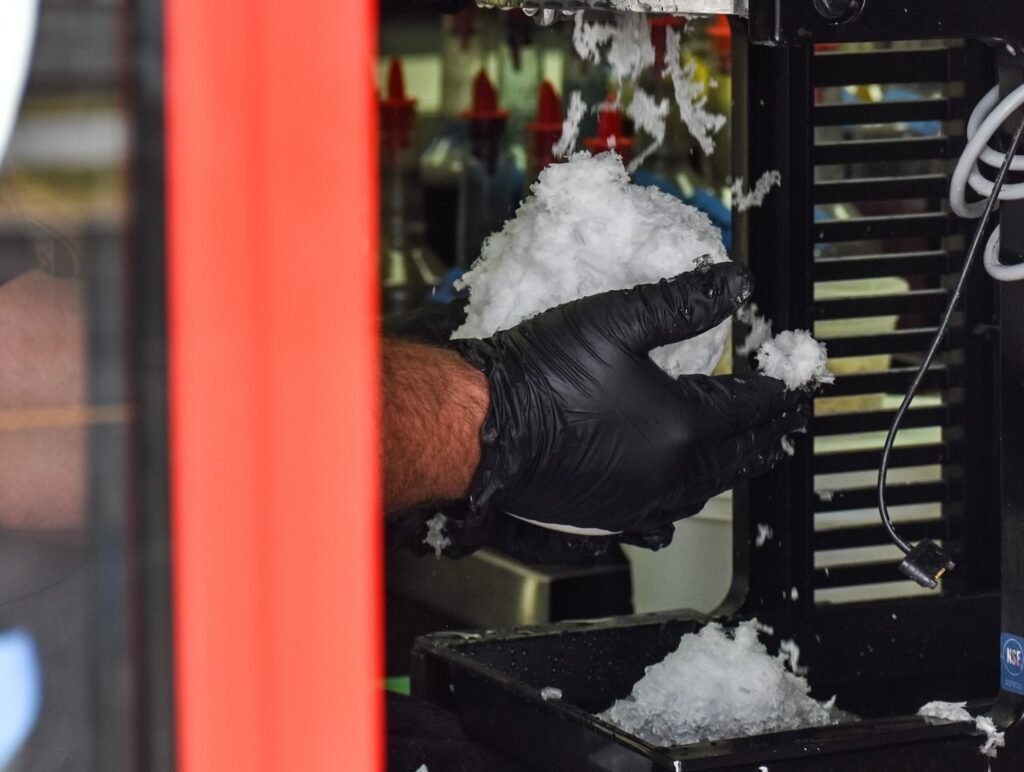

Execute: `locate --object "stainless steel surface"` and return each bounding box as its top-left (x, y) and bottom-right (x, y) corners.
top-left (390, 548), bottom-right (631, 628)
top-left (475, 0), bottom-right (748, 18)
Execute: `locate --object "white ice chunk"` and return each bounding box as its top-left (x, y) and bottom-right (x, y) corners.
top-left (731, 171), bottom-right (783, 213)
top-left (573, 11), bottom-right (654, 83)
top-left (453, 152), bottom-right (732, 378)
top-left (541, 687), bottom-right (563, 701)
top-left (755, 523), bottom-right (774, 547)
top-left (598, 620), bottom-right (844, 746)
top-left (919, 700), bottom-right (973, 723)
top-left (778, 639), bottom-right (805, 676)
top-left (626, 87), bottom-right (671, 173)
top-left (735, 303), bottom-right (773, 357)
top-left (975, 715), bottom-right (1006, 758)
top-left (553, 91), bottom-right (587, 160)
top-left (664, 27), bottom-right (726, 157)
top-left (756, 330), bottom-right (834, 391)
top-left (423, 513), bottom-right (451, 559)
top-left (918, 702), bottom-right (1005, 759)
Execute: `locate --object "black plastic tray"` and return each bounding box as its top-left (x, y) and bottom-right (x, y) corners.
top-left (412, 594), bottom-right (1024, 770)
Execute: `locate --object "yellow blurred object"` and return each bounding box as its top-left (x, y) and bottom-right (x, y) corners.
top-left (814, 276), bottom-right (911, 414)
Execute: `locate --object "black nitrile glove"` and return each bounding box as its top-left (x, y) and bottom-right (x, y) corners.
top-left (382, 298), bottom-right (468, 345)
top-left (383, 298), bottom-right (622, 564)
top-left (448, 262), bottom-right (811, 551)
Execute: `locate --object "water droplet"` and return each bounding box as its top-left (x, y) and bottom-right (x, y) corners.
top-left (537, 8), bottom-right (558, 25)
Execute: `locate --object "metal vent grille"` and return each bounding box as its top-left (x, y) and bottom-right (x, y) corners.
top-left (736, 36), bottom-right (998, 612)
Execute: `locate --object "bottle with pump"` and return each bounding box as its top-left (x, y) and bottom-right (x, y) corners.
top-left (458, 70), bottom-right (522, 268)
top-left (379, 58), bottom-right (444, 315)
top-left (494, 10), bottom-right (545, 168)
top-left (420, 6), bottom-right (483, 269)
top-left (584, 93), bottom-right (635, 164)
top-left (526, 80), bottom-right (564, 187)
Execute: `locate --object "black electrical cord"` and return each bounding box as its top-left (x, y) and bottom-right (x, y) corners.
top-left (877, 111), bottom-right (1024, 556)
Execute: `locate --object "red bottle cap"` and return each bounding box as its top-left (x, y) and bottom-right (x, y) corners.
top-left (527, 81), bottom-right (564, 172)
top-left (584, 93), bottom-right (635, 161)
top-left (708, 15), bottom-right (732, 67)
top-left (463, 70), bottom-right (510, 122)
top-left (649, 16), bottom-right (686, 73)
top-left (379, 58), bottom-right (416, 156)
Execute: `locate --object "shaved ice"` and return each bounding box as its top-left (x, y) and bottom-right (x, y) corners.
top-left (423, 513), bottom-right (451, 559)
top-left (452, 152), bottom-right (732, 377)
top-left (918, 701), bottom-right (1005, 758)
top-left (756, 330), bottom-right (833, 391)
top-left (598, 620), bottom-right (845, 746)
top-left (731, 170), bottom-right (783, 213)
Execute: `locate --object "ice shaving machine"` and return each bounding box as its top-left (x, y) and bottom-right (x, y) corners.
top-left (412, 1), bottom-right (1024, 769)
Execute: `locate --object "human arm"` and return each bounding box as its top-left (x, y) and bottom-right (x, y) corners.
top-left (383, 338), bottom-right (488, 511)
top-left (384, 263), bottom-right (811, 560)
top-left (0, 270), bottom-right (86, 532)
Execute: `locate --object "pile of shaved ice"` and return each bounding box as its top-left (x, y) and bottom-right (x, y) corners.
top-left (598, 620), bottom-right (846, 746)
top-left (451, 152), bottom-right (731, 377)
top-left (756, 330), bottom-right (834, 391)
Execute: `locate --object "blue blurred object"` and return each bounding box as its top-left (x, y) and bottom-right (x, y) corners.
top-left (0, 629), bottom-right (42, 769)
top-left (426, 266), bottom-right (468, 305)
top-left (633, 170), bottom-right (733, 251)
top-left (837, 85), bottom-right (942, 137)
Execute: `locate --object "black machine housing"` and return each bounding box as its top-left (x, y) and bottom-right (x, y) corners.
top-left (413, 2), bottom-right (1024, 768)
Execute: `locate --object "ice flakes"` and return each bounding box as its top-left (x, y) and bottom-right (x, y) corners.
top-left (756, 330), bottom-right (834, 391)
top-left (571, 12), bottom-right (725, 161)
top-left (423, 513), bottom-right (451, 559)
top-left (664, 27), bottom-right (726, 156)
top-left (553, 91), bottom-right (587, 160)
top-left (598, 620), bottom-right (843, 746)
top-left (731, 170), bottom-right (783, 212)
top-left (918, 701), bottom-right (1005, 758)
top-left (735, 303), bottom-right (773, 357)
top-left (452, 152), bottom-right (731, 377)
top-left (778, 639), bottom-right (805, 675)
top-left (572, 11), bottom-right (654, 83)
top-left (626, 87), bottom-right (671, 172)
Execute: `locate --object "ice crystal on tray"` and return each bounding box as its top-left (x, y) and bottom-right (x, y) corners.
top-left (918, 701), bottom-right (1006, 759)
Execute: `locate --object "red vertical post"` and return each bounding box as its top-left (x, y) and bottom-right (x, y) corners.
top-left (165, 1), bottom-right (381, 770)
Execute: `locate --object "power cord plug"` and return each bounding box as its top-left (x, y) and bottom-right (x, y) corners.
top-left (897, 539), bottom-right (956, 590)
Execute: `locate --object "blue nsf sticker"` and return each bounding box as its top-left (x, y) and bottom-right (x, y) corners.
top-left (1001, 633), bottom-right (1024, 696)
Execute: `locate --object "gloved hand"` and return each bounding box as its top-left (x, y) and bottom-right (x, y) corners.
top-left (445, 262), bottom-right (811, 553)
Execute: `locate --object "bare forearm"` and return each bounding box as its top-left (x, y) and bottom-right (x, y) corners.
top-left (0, 270), bottom-right (86, 532)
top-left (382, 339), bottom-right (488, 512)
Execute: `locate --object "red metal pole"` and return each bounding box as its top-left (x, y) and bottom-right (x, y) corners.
top-left (165, 1), bottom-right (382, 769)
